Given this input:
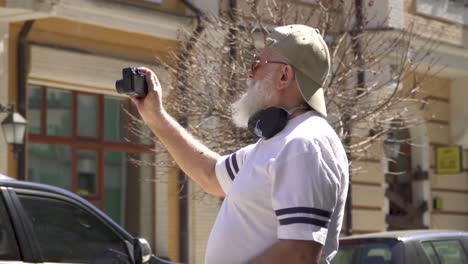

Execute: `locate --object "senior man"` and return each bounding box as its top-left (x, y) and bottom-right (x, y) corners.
top-left (131, 24), bottom-right (349, 264)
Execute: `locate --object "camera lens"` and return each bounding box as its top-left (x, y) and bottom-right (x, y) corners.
top-left (115, 80), bottom-right (124, 94)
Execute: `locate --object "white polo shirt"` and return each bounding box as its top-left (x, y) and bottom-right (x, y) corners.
top-left (205, 111), bottom-right (349, 264)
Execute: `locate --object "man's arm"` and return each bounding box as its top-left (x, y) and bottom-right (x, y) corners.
top-left (249, 239), bottom-right (323, 264)
top-left (131, 67), bottom-right (224, 197)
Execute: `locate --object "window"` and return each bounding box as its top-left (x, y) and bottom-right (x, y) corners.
top-left (77, 150), bottom-right (98, 196)
top-left (422, 240), bottom-right (468, 264)
top-left (104, 151), bottom-right (127, 225)
top-left (18, 194), bottom-right (131, 263)
top-left (28, 85), bottom-right (42, 134)
top-left (46, 88), bottom-right (72, 137)
top-left (77, 94), bottom-right (98, 138)
top-left (332, 244), bottom-right (358, 264)
top-left (27, 85), bottom-right (154, 228)
top-left (28, 143), bottom-right (72, 190)
top-left (331, 240), bottom-right (399, 264)
top-left (422, 242), bottom-right (439, 264)
top-left (104, 96), bottom-right (128, 142)
top-left (0, 195), bottom-right (20, 260)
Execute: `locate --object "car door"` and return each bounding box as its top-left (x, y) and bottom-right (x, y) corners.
top-left (0, 187), bottom-right (25, 263)
top-left (7, 187), bottom-right (134, 264)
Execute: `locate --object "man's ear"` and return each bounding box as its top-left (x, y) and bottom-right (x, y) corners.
top-left (278, 65), bottom-right (294, 90)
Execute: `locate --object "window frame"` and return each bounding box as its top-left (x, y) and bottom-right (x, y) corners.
top-left (27, 85), bottom-right (153, 207)
top-left (6, 187), bottom-right (135, 263)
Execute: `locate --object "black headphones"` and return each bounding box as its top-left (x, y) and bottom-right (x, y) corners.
top-left (247, 105), bottom-right (309, 139)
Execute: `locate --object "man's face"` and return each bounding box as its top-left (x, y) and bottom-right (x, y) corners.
top-left (231, 48), bottom-right (288, 128)
top-left (231, 72), bottom-right (275, 128)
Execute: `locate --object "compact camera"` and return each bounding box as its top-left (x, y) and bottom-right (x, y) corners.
top-left (115, 67), bottom-right (148, 98)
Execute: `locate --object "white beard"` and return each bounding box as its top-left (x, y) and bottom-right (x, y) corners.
top-left (231, 73), bottom-right (275, 128)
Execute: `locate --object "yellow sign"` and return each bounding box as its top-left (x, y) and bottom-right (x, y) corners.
top-left (436, 146), bottom-right (462, 174)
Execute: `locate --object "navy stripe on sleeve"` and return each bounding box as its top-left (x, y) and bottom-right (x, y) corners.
top-left (225, 156), bottom-right (235, 180)
top-left (279, 217), bottom-right (329, 229)
top-left (275, 207), bottom-right (332, 219)
top-left (231, 153), bottom-right (239, 174)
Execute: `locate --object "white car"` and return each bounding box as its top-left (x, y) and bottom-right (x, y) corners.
top-left (332, 229), bottom-right (468, 264)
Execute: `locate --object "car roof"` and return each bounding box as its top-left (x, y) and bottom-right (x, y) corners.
top-left (0, 174), bottom-right (14, 180)
top-left (0, 175), bottom-right (133, 241)
top-left (340, 229), bottom-right (468, 242)
top-left (0, 175), bottom-right (91, 201)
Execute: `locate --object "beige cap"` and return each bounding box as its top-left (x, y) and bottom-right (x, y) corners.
top-left (266, 24), bottom-right (330, 117)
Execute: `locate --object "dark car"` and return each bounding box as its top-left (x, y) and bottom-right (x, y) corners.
top-left (0, 174), bottom-right (176, 264)
top-left (331, 229), bottom-right (468, 264)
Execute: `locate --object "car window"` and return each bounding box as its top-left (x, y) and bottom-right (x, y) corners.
top-left (333, 244), bottom-right (359, 264)
top-left (17, 194), bottom-right (131, 263)
top-left (0, 195), bottom-right (20, 260)
top-left (422, 241), bottom-right (440, 264)
top-left (332, 240), bottom-right (397, 264)
top-left (427, 240), bottom-right (468, 264)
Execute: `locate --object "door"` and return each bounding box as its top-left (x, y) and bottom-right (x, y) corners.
top-left (0, 189), bottom-right (22, 263)
top-left (9, 188), bottom-right (133, 264)
top-left (385, 127), bottom-right (426, 230)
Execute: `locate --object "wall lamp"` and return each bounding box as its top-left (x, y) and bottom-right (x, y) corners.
top-left (0, 104), bottom-right (27, 158)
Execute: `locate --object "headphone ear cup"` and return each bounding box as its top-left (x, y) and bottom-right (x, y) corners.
top-left (247, 107), bottom-right (289, 139)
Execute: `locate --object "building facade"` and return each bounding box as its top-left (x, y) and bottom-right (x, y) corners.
top-left (0, 0), bottom-right (195, 261)
top-left (182, 0), bottom-right (468, 263)
top-left (349, 0), bottom-right (468, 233)
top-left (0, 1), bottom-right (467, 264)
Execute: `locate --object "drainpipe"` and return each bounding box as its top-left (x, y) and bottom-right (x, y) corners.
top-left (17, 20), bottom-right (34, 181)
top-left (178, 1), bottom-right (204, 262)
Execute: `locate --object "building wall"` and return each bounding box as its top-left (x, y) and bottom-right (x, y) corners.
top-left (405, 0), bottom-right (468, 48)
top-left (156, 0), bottom-right (187, 15)
top-left (0, 22), bottom-right (9, 175)
top-left (179, 2), bottom-right (468, 262)
top-left (404, 0), bottom-right (468, 230)
top-left (451, 78), bottom-right (468, 148)
top-left (155, 151), bottom-right (170, 258)
top-left (5, 16), bottom-right (180, 176)
top-left (2, 1), bottom-right (465, 264)
top-left (347, 0), bottom-right (468, 234)
top-left (177, 4), bottom-right (468, 263)
top-left (351, 142), bottom-right (387, 233)
top-left (421, 76), bottom-right (468, 230)
top-left (188, 183), bottom-right (219, 264)
top-left (350, 74), bottom-right (468, 232)
top-left (1, 2), bottom-right (185, 258)
top-left (6, 20), bottom-right (21, 178)
top-left (27, 18), bottom-right (179, 64)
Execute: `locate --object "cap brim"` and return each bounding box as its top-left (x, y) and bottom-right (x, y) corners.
top-left (295, 69), bottom-right (327, 117)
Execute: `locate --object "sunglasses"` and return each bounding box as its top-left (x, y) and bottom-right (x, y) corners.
top-left (250, 54), bottom-right (288, 75)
